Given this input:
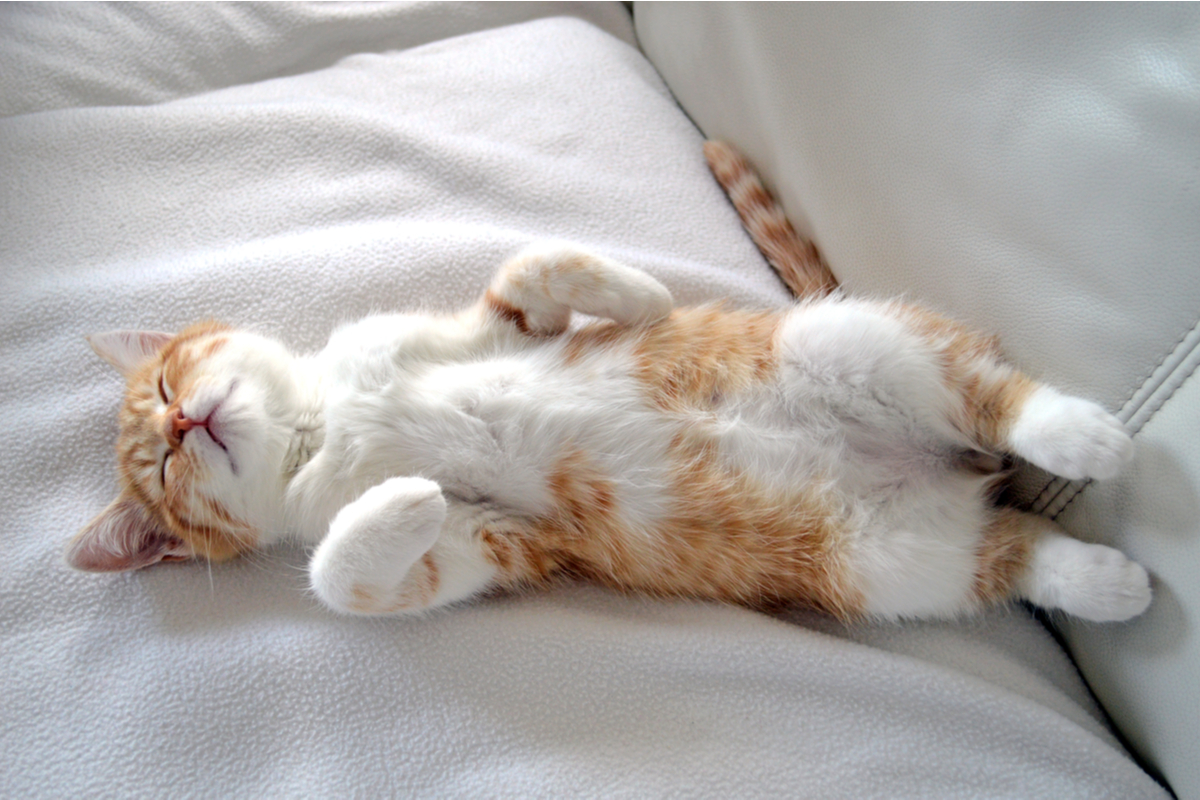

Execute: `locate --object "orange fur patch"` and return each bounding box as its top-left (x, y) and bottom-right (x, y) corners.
top-left (657, 434), bottom-right (861, 617)
top-left (896, 303), bottom-right (1037, 451)
top-left (484, 440), bottom-right (863, 620)
top-left (158, 321), bottom-right (231, 383)
top-left (564, 305), bottom-right (783, 412)
top-left (633, 306), bottom-right (781, 411)
top-left (972, 508), bottom-right (1036, 606)
top-left (481, 525), bottom-right (560, 587)
top-left (483, 288), bottom-right (532, 335)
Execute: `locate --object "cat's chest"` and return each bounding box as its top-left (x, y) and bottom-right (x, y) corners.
top-left (327, 357), bottom-right (529, 446)
top-left (319, 351), bottom-right (646, 511)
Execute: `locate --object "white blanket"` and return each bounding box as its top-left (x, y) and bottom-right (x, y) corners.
top-left (0, 4), bottom-right (1167, 797)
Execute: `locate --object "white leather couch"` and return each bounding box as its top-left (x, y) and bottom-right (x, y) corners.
top-left (638, 4), bottom-right (1199, 796)
top-left (1, 3), bottom-right (1193, 797)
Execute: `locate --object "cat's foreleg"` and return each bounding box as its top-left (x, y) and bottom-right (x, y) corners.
top-left (309, 478), bottom-right (502, 616)
top-left (480, 243), bottom-right (673, 335)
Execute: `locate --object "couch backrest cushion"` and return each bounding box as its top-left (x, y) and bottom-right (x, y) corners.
top-left (635, 4), bottom-right (1200, 794)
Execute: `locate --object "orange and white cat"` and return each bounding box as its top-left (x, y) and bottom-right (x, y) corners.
top-left (68, 147), bottom-right (1150, 624)
top-left (69, 242), bottom-right (1148, 623)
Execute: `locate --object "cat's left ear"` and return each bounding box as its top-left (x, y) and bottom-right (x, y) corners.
top-left (86, 330), bottom-right (174, 377)
top-left (67, 495), bottom-right (193, 572)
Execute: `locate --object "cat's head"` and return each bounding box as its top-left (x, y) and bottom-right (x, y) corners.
top-left (68, 323), bottom-right (301, 572)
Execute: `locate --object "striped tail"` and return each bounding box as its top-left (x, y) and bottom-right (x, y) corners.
top-left (704, 140), bottom-right (838, 299)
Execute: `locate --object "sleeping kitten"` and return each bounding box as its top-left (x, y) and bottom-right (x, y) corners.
top-left (69, 239), bottom-right (1150, 623)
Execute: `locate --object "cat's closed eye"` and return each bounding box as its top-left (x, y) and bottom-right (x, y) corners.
top-left (158, 373), bottom-right (171, 403)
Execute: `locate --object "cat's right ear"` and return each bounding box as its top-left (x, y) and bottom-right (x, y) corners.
top-left (86, 330), bottom-right (174, 377)
top-left (67, 495), bottom-right (193, 572)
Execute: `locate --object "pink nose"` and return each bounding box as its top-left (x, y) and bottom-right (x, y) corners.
top-left (168, 409), bottom-right (201, 446)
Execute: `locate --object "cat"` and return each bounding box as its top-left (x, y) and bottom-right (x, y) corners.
top-left (68, 167), bottom-right (1151, 624)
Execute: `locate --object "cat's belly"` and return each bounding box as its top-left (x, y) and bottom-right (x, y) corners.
top-left (318, 342), bottom-right (986, 547)
top-left (444, 359), bottom-right (682, 522)
top-left (441, 358), bottom-right (919, 527)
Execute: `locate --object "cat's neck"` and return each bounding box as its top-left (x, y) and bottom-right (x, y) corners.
top-left (283, 410), bottom-right (324, 478)
top-left (281, 357), bottom-right (327, 482)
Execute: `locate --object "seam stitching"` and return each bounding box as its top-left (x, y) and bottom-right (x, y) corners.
top-left (1115, 313), bottom-right (1198, 418)
top-left (1035, 476), bottom-right (1072, 517)
top-left (1047, 341), bottom-right (1200, 521)
top-left (1030, 311), bottom-right (1200, 514)
top-left (1049, 480), bottom-right (1089, 522)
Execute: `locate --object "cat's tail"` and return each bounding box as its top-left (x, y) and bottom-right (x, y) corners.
top-left (704, 140), bottom-right (838, 299)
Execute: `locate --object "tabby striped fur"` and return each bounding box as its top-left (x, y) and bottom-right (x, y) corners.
top-left (704, 140), bottom-right (838, 299)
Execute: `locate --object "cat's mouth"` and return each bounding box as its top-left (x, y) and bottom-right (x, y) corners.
top-left (203, 416), bottom-right (229, 452)
top-left (192, 382), bottom-right (238, 474)
top-left (203, 406), bottom-right (238, 475)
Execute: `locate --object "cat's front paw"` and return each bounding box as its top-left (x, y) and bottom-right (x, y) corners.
top-left (310, 477), bottom-right (446, 615)
top-left (510, 243), bottom-right (673, 328)
top-left (593, 266), bottom-right (674, 328)
top-left (1009, 388), bottom-right (1132, 481)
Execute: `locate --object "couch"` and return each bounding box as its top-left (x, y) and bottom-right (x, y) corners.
top-left (1, 3), bottom-right (1193, 797)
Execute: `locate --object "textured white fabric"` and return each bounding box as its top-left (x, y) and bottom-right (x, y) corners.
top-left (636, 4), bottom-right (1199, 794)
top-left (0, 1), bottom-right (638, 116)
top-left (0, 5), bottom-right (1167, 797)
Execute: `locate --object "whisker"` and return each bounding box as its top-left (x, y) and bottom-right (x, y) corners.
top-left (191, 480), bottom-right (214, 595)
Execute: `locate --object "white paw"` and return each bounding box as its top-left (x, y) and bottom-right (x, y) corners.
top-left (1023, 536), bottom-right (1151, 622)
top-left (597, 266), bottom-right (674, 327)
top-left (1061, 544), bottom-right (1152, 622)
top-left (529, 243), bottom-right (673, 327)
top-left (310, 477), bottom-right (446, 615)
top-left (1009, 388), bottom-right (1132, 481)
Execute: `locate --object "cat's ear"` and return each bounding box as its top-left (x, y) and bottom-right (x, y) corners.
top-left (86, 330), bottom-right (174, 377)
top-left (67, 495), bottom-right (192, 572)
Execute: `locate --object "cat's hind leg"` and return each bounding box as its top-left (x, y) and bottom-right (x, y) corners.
top-left (976, 508), bottom-right (1151, 622)
top-left (901, 305), bottom-right (1133, 481)
top-left (309, 478), bottom-right (505, 616)
top-left (1005, 387), bottom-right (1133, 481)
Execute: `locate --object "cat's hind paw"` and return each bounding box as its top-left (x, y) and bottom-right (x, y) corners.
top-left (1008, 388), bottom-right (1133, 481)
top-left (1021, 535), bottom-right (1151, 622)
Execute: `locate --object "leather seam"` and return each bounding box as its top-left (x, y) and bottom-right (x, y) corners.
top-left (1034, 476), bottom-right (1074, 519)
top-left (1034, 313), bottom-right (1200, 520)
top-left (1050, 352), bottom-right (1200, 522)
top-left (1113, 313), bottom-right (1200, 418)
top-left (1120, 319), bottom-right (1200, 435)
top-left (1048, 481), bottom-right (1087, 522)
